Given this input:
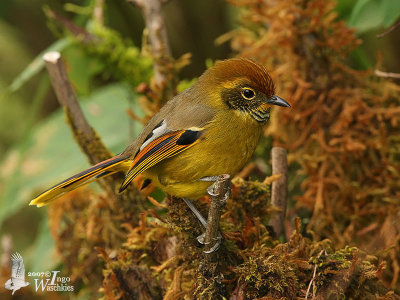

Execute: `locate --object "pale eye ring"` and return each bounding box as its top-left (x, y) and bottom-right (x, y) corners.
top-left (241, 87), bottom-right (256, 100)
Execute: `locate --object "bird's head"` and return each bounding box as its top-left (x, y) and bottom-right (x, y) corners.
top-left (200, 58), bottom-right (290, 123)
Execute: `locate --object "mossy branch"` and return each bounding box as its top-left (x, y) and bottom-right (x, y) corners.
top-left (195, 174), bottom-right (230, 299)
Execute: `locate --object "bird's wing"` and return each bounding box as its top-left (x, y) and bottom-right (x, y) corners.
top-left (119, 95), bottom-right (215, 192)
top-left (119, 128), bottom-right (204, 192)
top-left (120, 88), bottom-right (215, 158)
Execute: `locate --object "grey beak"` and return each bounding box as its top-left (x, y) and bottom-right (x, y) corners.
top-left (266, 95), bottom-right (290, 107)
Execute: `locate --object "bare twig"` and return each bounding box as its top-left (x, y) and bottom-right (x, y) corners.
top-left (305, 250), bottom-right (324, 299)
top-left (376, 19), bottom-right (400, 38)
top-left (305, 249), bottom-right (326, 299)
top-left (269, 147), bottom-right (288, 237)
top-left (203, 174), bottom-right (230, 255)
top-left (375, 69), bottom-right (400, 79)
top-left (127, 0), bottom-right (176, 103)
top-left (43, 51), bottom-right (112, 165)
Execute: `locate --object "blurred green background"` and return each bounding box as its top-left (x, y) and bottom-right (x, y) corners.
top-left (0, 0), bottom-right (399, 297)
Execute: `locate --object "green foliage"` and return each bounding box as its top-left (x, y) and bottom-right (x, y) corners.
top-left (0, 21), bottom-right (52, 155)
top-left (0, 84), bottom-right (142, 224)
top-left (82, 23), bottom-right (153, 87)
top-left (25, 217), bottom-right (56, 272)
top-left (342, 0), bottom-right (400, 33)
top-left (0, 20), bottom-right (33, 82)
top-left (8, 38), bottom-right (72, 93)
top-left (62, 45), bottom-right (103, 95)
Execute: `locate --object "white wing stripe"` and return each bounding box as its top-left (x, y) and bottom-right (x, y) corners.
top-left (139, 120), bottom-right (168, 151)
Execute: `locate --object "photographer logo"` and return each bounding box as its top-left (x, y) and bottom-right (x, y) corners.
top-left (4, 251), bottom-right (74, 295)
top-left (4, 252), bottom-right (30, 295)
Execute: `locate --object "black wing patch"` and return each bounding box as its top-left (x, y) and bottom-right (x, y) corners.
top-left (176, 130), bottom-right (202, 145)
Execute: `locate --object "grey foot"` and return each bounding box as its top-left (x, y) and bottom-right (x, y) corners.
top-left (197, 232), bottom-right (222, 253)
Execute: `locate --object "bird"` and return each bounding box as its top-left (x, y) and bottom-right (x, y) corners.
top-left (4, 252), bottom-right (30, 295)
top-left (30, 58), bottom-right (290, 209)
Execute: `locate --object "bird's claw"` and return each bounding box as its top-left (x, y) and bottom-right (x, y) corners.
top-left (204, 236), bottom-right (222, 253)
top-left (197, 232), bottom-right (205, 244)
top-left (206, 180), bottom-right (232, 204)
top-left (197, 232), bottom-right (222, 253)
top-left (199, 175), bottom-right (220, 182)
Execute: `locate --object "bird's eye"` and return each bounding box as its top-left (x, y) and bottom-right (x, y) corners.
top-left (241, 88), bottom-right (256, 100)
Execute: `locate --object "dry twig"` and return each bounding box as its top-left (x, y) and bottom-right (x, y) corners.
top-left (127, 0), bottom-right (176, 103)
top-left (305, 250), bottom-right (325, 299)
top-left (269, 147), bottom-right (288, 237)
top-left (203, 174), bottom-right (230, 255)
top-left (45, 9), bottom-right (95, 44)
top-left (375, 69), bottom-right (400, 79)
top-left (43, 52), bottom-right (93, 137)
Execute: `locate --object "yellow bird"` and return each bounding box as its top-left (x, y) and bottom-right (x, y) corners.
top-left (30, 58), bottom-right (290, 208)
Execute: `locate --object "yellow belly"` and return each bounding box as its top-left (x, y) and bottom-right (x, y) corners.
top-left (144, 112), bottom-right (263, 199)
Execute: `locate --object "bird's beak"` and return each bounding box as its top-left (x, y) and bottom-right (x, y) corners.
top-left (265, 95), bottom-right (290, 107)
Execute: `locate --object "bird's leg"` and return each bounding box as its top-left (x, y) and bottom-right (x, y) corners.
top-left (183, 198), bottom-right (223, 252)
top-left (182, 198), bottom-right (207, 228)
top-left (182, 198), bottom-right (210, 245)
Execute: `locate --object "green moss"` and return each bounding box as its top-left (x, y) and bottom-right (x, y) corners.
top-left (309, 247), bottom-right (390, 299)
top-left (236, 252), bottom-right (299, 299)
top-left (80, 23), bottom-right (153, 87)
top-left (229, 177), bottom-right (271, 224)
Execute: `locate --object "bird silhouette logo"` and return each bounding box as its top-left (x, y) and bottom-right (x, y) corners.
top-left (4, 252), bottom-right (30, 295)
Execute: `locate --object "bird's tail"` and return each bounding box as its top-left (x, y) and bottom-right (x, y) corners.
top-left (29, 155), bottom-right (131, 207)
